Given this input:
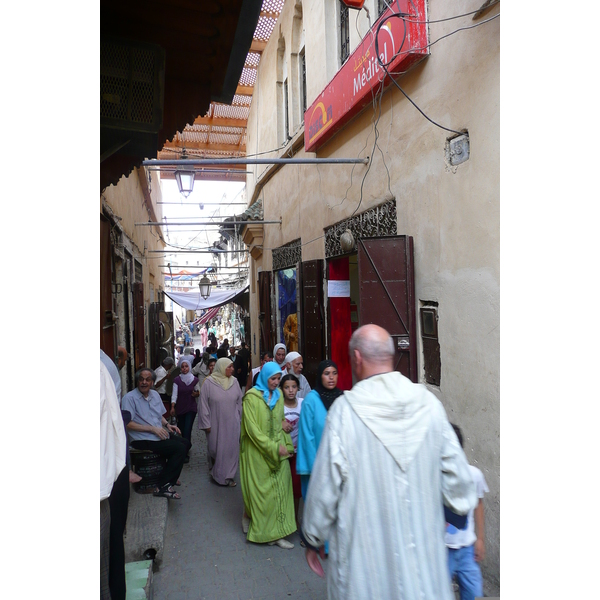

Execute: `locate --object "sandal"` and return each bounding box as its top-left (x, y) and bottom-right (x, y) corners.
top-left (226, 479), bottom-right (237, 487)
top-left (242, 515), bottom-right (250, 534)
top-left (153, 485), bottom-right (181, 500)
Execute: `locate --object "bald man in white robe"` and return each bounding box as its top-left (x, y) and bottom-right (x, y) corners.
top-left (301, 324), bottom-right (477, 600)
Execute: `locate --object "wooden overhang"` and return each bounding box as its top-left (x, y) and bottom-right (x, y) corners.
top-left (156, 0), bottom-right (284, 184)
top-left (100, 0), bottom-right (264, 191)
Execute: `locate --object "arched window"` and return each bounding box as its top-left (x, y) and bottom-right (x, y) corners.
top-left (291, 0), bottom-right (306, 131)
top-left (377, 0), bottom-right (388, 18)
top-left (339, 2), bottom-right (350, 64)
top-left (276, 34), bottom-right (289, 145)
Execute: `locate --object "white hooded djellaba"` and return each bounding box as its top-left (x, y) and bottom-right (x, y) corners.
top-left (301, 371), bottom-right (477, 600)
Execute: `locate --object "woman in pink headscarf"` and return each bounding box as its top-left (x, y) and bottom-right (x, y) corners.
top-left (200, 323), bottom-right (208, 351)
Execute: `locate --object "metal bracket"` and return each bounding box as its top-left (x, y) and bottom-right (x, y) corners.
top-left (447, 134), bottom-right (470, 166)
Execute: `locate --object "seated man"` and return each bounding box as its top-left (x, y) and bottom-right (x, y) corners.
top-left (121, 368), bottom-right (191, 500)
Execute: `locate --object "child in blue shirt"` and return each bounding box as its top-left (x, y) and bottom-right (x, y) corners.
top-left (446, 424), bottom-right (489, 600)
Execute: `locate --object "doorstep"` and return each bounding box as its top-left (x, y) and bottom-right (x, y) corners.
top-left (124, 484), bottom-right (168, 564)
top-left (125, 560), bottom-right (153, 600)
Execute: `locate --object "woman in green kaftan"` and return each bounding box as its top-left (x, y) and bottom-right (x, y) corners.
top-left (240, 361), bottom-right (297, 549)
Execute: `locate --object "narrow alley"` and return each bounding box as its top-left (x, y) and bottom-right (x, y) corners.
top-left (151, 413), bottom-right (328, 600)
top-left (100, 1), bottom-right (501, 597)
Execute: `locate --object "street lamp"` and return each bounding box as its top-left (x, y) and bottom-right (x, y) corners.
top-left (199, 275), bottom-right (212, 300)
top-left (174, 150), bottom-right (195, 197)
top-left (174, 166), bottom-right (195, 197)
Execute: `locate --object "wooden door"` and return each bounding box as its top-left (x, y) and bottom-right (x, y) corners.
top-left (358, 236), bottom-right (417, 382)
top-left (133, 282), bottom-right (146, 370)
top-left (258, 271), bottom-right (274, 356)
top-left (299, 260), bottom-right (325, 388)
top-left (100, 217), bottom-right (115, 356)
top-left (327, 257), bottom-right (353, 391)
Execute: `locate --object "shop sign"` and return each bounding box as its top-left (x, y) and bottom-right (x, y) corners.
top-left (304, 0), bottom-right (428, 153)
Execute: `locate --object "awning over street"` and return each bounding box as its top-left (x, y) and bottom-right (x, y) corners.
top-left (164, 286), bottom-right (249, 311)
top-left (164, 268), bottom-right (213, 281)
top-left (193, 306), bottom-right (221, 326)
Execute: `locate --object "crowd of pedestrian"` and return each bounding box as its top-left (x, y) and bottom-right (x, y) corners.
top-left (101, 321), bottom-right (489, 600)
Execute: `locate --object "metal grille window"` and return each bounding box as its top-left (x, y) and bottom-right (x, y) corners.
top-left (134, 259), bottom-right (143, 283)
top-left (272, 239), bottom-right (301, 271)
top-left (377, 0), bottom-right (389, 18)
top-left (100, 39), bottom-right (164, 132)
top-left (300, 49), bottom-right (307, 114)
top-left (340, 4), bottom-right (350, 64)
top-left (324, 198), bottom-right (397, 259)
top-left (420, 305), bottom-right (441, 386)
top-left (284, 79), bottom-right (289, 139)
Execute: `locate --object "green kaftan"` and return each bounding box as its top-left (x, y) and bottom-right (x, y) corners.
top-left (240, 387), bottom-right (296, 543)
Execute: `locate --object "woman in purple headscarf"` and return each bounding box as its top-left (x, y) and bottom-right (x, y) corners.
top-left (170, 356), bottom-right (199, 463)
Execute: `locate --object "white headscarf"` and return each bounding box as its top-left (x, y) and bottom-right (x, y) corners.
top-left (178, 354), bottom-right (194, 371)
top-left (177, 358), bottom-right (195, 385)
top-left (273, 343), bottom-right (287, 366)
top-left (284, 351), bottom-right (301, 373)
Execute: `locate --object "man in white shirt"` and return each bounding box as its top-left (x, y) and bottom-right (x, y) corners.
top-left (154, 357), bottom-right (175, 410)
top-left (300, 324), bottom-right (476, 600)
top-left (100, 361), bottom-right (127, 600)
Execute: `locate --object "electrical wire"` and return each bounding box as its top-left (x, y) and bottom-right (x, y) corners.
top-left (373, 8), bottom-right (500, 136)
top-left (349, 79), bottom-right (387, 218)
top-left (426, 13), bottom-right (500, 51)
top-left (377, 12), bottom-right (500, 63)
top-left (173, 4), bottom-right (498, 256)
top-left (281, 2), bottom-right (499, 242)
top-left (412, 1), bottom-right (499, 23)
top-left (374, 1), bottom-right (497, 25)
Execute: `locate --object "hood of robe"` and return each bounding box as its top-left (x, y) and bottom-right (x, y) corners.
top-left (343, 371), bottom-right (435, 472)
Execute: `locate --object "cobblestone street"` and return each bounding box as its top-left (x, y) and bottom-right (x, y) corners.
top-left (152, 422), bottom-right (328, 600)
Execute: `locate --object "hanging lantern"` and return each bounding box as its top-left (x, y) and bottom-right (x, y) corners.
top-left (340, 229), bottom-right (355, 253)
top-left (199, 275), bottom-right (212, 300)
top-left (174, 148), bottom-right (195, 197)
top-left (174, 167), bottom-right (195, 197)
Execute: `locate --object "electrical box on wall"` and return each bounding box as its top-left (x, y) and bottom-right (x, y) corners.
top-left (447, 133), bottom-right (470, 166)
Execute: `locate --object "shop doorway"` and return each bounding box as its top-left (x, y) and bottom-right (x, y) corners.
top-left (299, 260), bottom-right (325, 389)
top-left (274, 267), bottom-right (299, 353)
top-left (327, 235), bottom-right (418, 388)
top-left (327, 255), bottom-right (357, 391)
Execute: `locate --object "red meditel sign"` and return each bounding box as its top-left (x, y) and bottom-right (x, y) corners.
top-left (304, 0), bottom-right (429, 153)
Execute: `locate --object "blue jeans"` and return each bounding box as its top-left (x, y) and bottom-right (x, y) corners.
top-left (447, 544), bottom-right (483, 600)
top-left (177, 411), bottom-right (197, 453)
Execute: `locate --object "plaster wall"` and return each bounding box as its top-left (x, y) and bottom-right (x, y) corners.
top-left (246, 0), bottom-right (499, 593)
top-left (101, 169), bottom-right (165, 281)
top-left (101, 168), bottom-right (166, 373)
